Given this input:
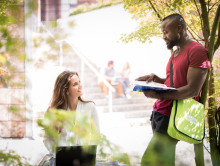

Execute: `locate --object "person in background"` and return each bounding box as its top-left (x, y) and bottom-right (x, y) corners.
top-left (99, 60), bottom-right (125, 99)
top-left (40, 71), bottom-right (100, 166)
top-left (120, 61), bottom-right (131, 99)
top-left (137, 14), bottom-right (210, 166)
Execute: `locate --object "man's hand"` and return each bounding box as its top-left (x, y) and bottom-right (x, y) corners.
top-left (136, 73), bottom-right (156, 83)
top-left (136, 74), bottom-right (166, 84)
top-left (142, 90), bottom-right (162, 100)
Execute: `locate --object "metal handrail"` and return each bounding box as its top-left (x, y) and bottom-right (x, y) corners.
top-left (37, 21), bottom-right (115, 113)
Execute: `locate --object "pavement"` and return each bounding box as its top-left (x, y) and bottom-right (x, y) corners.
top-left (0, 111), bottom-right (213, 166)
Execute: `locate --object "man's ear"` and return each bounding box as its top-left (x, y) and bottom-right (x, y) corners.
top-left (177, 24), bottom-right (183, 33)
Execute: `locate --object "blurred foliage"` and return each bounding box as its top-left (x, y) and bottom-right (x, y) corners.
top-left (121, 0), bottom-right (219, 44)
top-left (212, 59), bottom-right (220, 102)
top-left (0, 0), bottom-right (32, 165)
top-left (0, 0), bottom-right (26, 87)
top-left (207, 58), bottom-right (220, 149)
top-left (0, 150), bottom-right (30, 166)
top-left (37, 109), bottom-right (131, 165)
top-left (70, 0), bottom-right (123, 16)
top-left (32, 19), bottom-right (73, 68)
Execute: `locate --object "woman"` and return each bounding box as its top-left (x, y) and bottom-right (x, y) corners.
top-left (39, 71), bottom-right (100, 166)
top-left (120, 62), bottom-right (131, 98)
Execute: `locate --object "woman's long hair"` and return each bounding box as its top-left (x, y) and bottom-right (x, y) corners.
top-left (48, 71), bottom-right (92, 111)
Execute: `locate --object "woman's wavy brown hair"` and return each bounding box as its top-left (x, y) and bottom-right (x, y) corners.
top-left (48, 71), bottom-right (92, 111)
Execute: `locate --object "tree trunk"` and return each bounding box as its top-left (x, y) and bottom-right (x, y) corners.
top-left (199, 4), bottom-right (220, 166)
top-left (194, 1), bottom-right (210, 164)
top-left (194, 143), bottom-right (204, 166)
top-left (208, 67), bottom-right (220, 166)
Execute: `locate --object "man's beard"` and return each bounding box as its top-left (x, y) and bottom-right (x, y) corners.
top-left (166, 35), bottom-right (180, 50)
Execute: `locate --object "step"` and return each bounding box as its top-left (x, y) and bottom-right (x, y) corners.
top-left (84, 92), bottom-right (121, 99)
top-left (126, 118), bottom-right (151, 127)
top-left (98, 103), bottom-right (154, 113)
top-left (104, 109), bottom-right (152, 119)
top-left (83, 81), bottom-right (100, 86)
top-left (83, 93), bottom-right (105, 99)
top-left (94, 97), bottom-right (151, 106)
top-left (62, 65), bottom-right (94, 73)
top-left (83, 78), bottom-right (100, 84)
top-left (64, 53), bottom-right (99, 69)
top-left (84, 92), bottom-right (154, 101)
top-left (123, 110), bottom-right (153, 118)
top-left (99, 112), bottom-right (151, 127)
top-left (63, 60), bottom-right (98, 72)
top-left (83, 86), bottom-right (102, 93)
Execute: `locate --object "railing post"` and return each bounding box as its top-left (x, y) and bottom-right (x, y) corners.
top-left (81, 59), bottom-right (85, 88)
top-left (25, 0), bottom-right (33, 138)
top-left (109, 90), bottom-right (113, 113)
top-left (59, 41), bottom-right (63, 68)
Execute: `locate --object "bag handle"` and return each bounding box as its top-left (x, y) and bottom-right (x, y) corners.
top-left (170, 53), bottom-right (175, 87)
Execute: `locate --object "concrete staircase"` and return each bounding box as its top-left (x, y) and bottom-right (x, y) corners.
top-left (62, 45), bottom-right (154, 125)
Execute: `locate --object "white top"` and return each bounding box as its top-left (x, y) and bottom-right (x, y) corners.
top-left (43, 100), bottom-right (100, 157)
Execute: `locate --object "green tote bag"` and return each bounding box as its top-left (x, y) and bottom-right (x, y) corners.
top-left (167, 98), bottom-right (205, 144)
top-left (167, 54), bottom-right (205, 144)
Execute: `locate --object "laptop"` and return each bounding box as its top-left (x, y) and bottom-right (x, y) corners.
top-left (56, 145), bottom-right (97, 166)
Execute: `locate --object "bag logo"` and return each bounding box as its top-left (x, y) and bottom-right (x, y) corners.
top-left (185, 114), bottom-right (198, 124)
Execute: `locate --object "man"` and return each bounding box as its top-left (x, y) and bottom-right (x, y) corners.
top-left (99, 60), bottom-right (125, 98)
top-left (137, 14), bottom-right (210, 165)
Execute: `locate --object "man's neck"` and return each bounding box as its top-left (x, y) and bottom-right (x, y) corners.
top-left (177, 36), bottom-right (192, 52)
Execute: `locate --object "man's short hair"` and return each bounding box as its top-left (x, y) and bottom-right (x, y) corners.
top-left (162, 13), bottom-right (186, 30)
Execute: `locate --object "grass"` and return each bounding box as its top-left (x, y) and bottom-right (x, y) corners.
top-left (69, 0), bottom-right (123, 16)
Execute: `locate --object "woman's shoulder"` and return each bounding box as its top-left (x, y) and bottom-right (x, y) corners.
top-left (80, 101), bottom-right (96, 109)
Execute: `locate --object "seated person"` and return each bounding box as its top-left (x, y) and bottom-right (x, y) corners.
top-left (120, 61), bottom-right (131, 98)
top-left (40, 71), bottom-right (100, 166)
top-left (99, 60), bottom-right (125, 98)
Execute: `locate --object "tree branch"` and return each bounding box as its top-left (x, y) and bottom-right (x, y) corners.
top-left (147, 0), bottom-right (162, 21)
top-left (193, 0), bottom-right (203, 28)
top-left (186, 22), bottom-right (204, 41)
top-left (200, 4), bottom-right (220, 111)
top-left (209, 1), bottom-right (220, 13)
top-left (176, 7), bottom-right (204, 42)
top-left (199, 0), bottom-right (210, 48)
top-left (163, 2), bottom-right (203, 42)
top-left (214, 21), bottom-right (220, 52)
top-left (187, 27), bottom-right (202, 44)
top-left (209, 4), bottom-right (220, 63)
top-left (208, 0), bottom-right (210, 12)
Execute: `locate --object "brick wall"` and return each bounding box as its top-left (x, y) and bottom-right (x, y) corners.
top-left (0, 2), bottom-right (26, 138)
top-left (41, 0), bottom-right (61, 21)
top-left (77, 0), bottom-right (97, 5)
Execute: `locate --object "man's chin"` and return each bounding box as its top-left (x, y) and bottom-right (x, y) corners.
top-left (167, 44), bottom-right (174, 50)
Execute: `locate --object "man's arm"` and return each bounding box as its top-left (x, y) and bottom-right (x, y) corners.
top-left (142, 67), bottom-right (208, 100)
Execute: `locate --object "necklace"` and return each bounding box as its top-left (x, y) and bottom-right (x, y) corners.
top-left (174, 49), bottom-right (180, 57)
